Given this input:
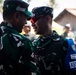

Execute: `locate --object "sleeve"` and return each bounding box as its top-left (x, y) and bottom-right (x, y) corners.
top-left (15, 36), bottom-right (40, 75)
top-left (0, 32), bottom-right (40, 75)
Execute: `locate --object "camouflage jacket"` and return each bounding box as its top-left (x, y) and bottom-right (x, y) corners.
top-left (0, 22), bottom-right (40, 75)
top-left (32, 31), bottom-right (68, 75)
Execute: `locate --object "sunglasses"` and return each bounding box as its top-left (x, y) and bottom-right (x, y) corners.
top-left (30, 17), bottom-right (39, 24)
top-left (30, 15), bottom-right (44, 23)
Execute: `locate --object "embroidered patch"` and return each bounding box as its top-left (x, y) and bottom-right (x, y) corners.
top-left (69, 61), bottom-right (76, 69)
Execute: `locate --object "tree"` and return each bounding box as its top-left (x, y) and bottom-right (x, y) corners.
top-left (0, 0), bottom-right (2, 4)
top-left (50, 0), bottom-right (57, 8)
top-left (0, 0), bottom-right (3, 12)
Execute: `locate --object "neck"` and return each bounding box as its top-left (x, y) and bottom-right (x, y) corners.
top-left (41, 28), bottom-right (53, 36)
top-left (42, 23), bottom-right (53, 36)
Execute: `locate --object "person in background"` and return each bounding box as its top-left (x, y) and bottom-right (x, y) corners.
top-left (61, 23), bottom-right (75, 42)
top-left (30, 6), bottom-right (74, 75)
top-left (0, 0), bottom-right (40, 75)
top-left (23, 21), bottom-right (37, 42)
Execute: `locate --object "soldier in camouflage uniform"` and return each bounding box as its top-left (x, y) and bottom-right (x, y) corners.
top-left (30, 6), bottom-right (70, 75)
top-left (0, 0), bottom-right (40, 75)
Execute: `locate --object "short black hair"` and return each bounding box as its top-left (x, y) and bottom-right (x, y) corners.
top-left (3, 9), bottom-right (15, 20)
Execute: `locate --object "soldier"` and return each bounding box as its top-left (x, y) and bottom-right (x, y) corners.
top-left (30, 6), bottom-right (69, 75)
top-left (23, 21), bottom-right (37, 42)
top-left (61, 24), bottom-right (75, 42)
top-left (0, 0), bottom-right (40, 75)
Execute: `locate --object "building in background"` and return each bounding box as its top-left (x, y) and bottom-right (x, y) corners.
top-left (54, 8), bottom-right (76, 31)
top-left (61, 23), bottom-right (75, 42)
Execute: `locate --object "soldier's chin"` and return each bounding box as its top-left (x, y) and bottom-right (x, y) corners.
top-left (35, 30), bottom-right (38, 34)
top-left (18, 29), bottom-right (22, 33)
top-left (34, 29), bottom-right (39, 34)
top-left (34, 29), bottom-right (36, 33)
top-left (36, 31), bottom-right (40, 35)
top-left (35, 31), bottom-right (37, 34)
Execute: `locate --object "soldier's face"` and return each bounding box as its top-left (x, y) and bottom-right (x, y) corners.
top-left (23, 26), bottom-right (31, 33)
top-left (31, 16), bottom-right (48, 35)
top-left (65, 27), bottom-right (70, 33)
top-left (13, 12), bottom-right (27, 33)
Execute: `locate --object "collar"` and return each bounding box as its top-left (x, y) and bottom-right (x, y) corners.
top-left (0, 22), bottom-right (19, 34)
top-left (38, 30), bottom-right (60, 41)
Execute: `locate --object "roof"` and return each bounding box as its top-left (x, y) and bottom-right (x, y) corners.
top-left (66, 8), bottom-right (76, 16)
top-left (54, 8), bottom-right (76, 21)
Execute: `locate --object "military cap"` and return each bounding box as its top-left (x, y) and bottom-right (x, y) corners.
top-left (3, 0), bottom-right (32, 18)
top-left (32, 6), bottom-right (53, 18)
top-left (30, 6), bottom-right (53, 23)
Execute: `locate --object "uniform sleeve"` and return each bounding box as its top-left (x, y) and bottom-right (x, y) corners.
top-left (0, 31), bottom-right (40, 74)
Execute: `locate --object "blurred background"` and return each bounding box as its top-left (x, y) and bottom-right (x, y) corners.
top-left (0, 0), bottom-right (76, 35)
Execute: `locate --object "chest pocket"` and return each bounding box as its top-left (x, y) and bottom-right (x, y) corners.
top-left (36, 37), bottom-right (65, 64)
top-left (45, 41), bottom-right (64, 63)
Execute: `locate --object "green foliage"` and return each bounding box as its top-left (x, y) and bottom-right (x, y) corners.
top-left (50, 0), bottom-right (55, 5)
top-left (0, 0), bottom-right (3, 12)
top-left (50, 0), bottom-right (57, 8)
top-left (0, 0), bottom-right (2, 4)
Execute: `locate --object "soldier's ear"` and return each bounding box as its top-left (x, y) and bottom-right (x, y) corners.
top-left (14, 12), bottom-right (20, 22)
top-left (46, 15), bottom-right (51, 21)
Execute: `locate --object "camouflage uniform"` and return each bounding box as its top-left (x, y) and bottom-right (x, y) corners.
top-left (32, 31), bottom-right (68, 75)
top-left (0, 22), bottom-right (40, 75)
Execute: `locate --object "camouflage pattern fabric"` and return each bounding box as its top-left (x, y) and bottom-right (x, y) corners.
top-left (0, 22), bottom-right (40, 75)
top-left (32, 31), bottom-right (68, 75)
